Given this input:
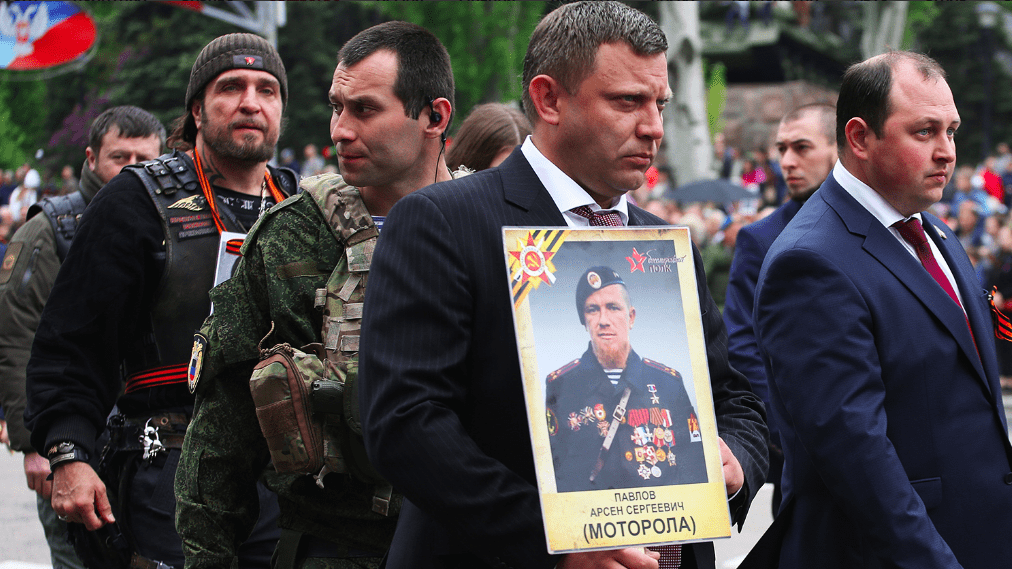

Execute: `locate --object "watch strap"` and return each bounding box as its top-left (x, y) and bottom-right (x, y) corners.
top-left (48, 442), bottom-right (89, 469)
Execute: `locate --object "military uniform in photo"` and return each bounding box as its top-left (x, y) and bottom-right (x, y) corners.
top-left (547, 348), bottom-right (706, 493)
top-left (547, 266), bottom-right (706, 493)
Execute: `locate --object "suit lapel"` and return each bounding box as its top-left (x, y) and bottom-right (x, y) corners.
top-left (923, 217), bottom-right (999, 393)
top-left (496, 147), bottom-right (568, 226)
top-left (822, 178), bottom-right (989, 386)
top-left (494, 148), bottom-right (667, 230)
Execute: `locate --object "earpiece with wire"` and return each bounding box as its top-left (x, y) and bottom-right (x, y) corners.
top-left (430, 98), bottom-right (447, 182)
top-left (429, 98), bottom-right (446, 144)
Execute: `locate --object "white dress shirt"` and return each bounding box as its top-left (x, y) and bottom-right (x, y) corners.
top-left (833, 161), bottom-right (964, 308)
top-left (521, 136), bottom-right (629, 227)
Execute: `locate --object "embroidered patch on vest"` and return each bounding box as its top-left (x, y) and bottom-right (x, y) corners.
top-left (178, 226), bottom-right (217, 240)
top-left (168, 212), bottom-right (213, 225)
top-left (188, 333), bottom-right (208, 394)
top-left (168, 195), bottom-right (207, 211)
top-left (0, 242), bottom-right (22, 285)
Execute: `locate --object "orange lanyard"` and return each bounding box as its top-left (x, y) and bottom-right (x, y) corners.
top-left (191, 148), bottom-right (285, 234)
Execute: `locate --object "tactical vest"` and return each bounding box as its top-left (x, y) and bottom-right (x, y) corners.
top-left (26, 190), bottom-right (88, 262)
top-left (306, 177), bottom-right (381, 487)
top-left (250, 175), bottom-right (388, 508)
top-left (250, 171), bottom-right (469, 515)
top-left (124, 151), bottom-right (294, 392)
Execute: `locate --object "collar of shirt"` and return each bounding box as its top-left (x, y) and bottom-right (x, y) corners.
top-left (833, 160), bottom-right (964, 307)
top-left (520, 136), bottom-right (629, 227)
top-left (833, 160), bottom-right (918, 229)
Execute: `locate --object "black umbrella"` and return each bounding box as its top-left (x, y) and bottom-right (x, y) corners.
top-left (665, 178), bottom-right (756, 204)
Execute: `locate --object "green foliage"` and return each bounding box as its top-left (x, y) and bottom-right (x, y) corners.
top-left (902, 1), bottom-right (941, 50)
top-left (31, 2), bottom-right (238, 172)
top-left (2, 1), bottom-right (546, 174)
top-left (274, 2), bottom-right (380, 157)
top-left (0, 78), bottom-right (46, 169)
top-left (911, 1), bottom-right (1012, 164)
top-left (706, 62), bottom-right (727, 137)
top-left (368, 1), bottom-right (546, 135)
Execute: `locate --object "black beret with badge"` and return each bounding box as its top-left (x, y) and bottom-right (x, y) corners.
top-left (575, 266), bottom-right (625, 325)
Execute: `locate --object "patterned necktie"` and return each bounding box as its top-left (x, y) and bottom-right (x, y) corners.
top-left (893, 218), bottom-right (978, 355)
top-left (570, 205), bottom-right (623, 227)
top-left (574, 202), bottom-right (677, 565)
top-left (649, 544), bottom-right (682, 568)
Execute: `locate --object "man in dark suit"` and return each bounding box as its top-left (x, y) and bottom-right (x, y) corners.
top-left (359, 3), bottom-right (768, 568)
top-left (755, 51), bottom-right (1012, 568)
top-left (723, 103), bottom-right (836, 516)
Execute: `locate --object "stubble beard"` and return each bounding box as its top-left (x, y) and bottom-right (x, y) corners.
top-left (201, 110), bottom-right (278, 164)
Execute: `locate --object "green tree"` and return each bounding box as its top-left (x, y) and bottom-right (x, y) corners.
top-left (31, 2), bottom-right (238, 172)
top-left (6, 1), bottom-right (548, 175)
top-left (275, 2), bottom-right (384, 157)
top-left (0, 78), bottom-right (45, 170)
top-left (910, 1), bottom-right (1012, 165)
top-left (28, 2), bottom-right (397, 170)
top-left (368, 1), bottom-right (546, 134)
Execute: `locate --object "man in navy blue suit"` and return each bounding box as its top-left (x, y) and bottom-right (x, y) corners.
top-left (359, 2), bottom-right (768, 568)
top-left (723, 103), bottom-right (836, 516)
top-left (755, 51), bottom-right (1012, 568)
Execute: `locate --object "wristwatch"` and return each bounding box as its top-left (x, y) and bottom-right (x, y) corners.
top-left (47, 441), bottom-right (89, 469)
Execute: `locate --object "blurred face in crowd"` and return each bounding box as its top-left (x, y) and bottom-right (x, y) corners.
top-left (194, 69), bottom-right (283, 163)
top-left (999, 225), bottom-right (1012, 252)
top-left (583, 283), bottom-right (636, 368)
top-left (954, 168), bottom-right (973, 193)
top-left (957, 201), bottom-right (979, 233)
top-left (86, 125), bottom-right (162, 184)
top-left (985, 214), bottom-right (1000, 237)
top-left (329, 50), bottom-right (429, 192)
top-left (860, 60), bottom-right (959, 217)
top-left (543, 42), bottom-right (669, 208)
top-left (775, 111), bottom-right (837, 200)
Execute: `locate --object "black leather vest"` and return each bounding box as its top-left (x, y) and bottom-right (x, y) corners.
top-left (27, 191), bottom-right (88, 262)
top-left (121, 151), bottom-right (295, 389)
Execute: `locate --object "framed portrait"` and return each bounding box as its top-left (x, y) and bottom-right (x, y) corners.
top-left (503, 226), bottom-right (731, 554)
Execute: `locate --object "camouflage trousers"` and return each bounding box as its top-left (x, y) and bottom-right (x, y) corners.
top-left (289, 558), bottom-right (382, 569)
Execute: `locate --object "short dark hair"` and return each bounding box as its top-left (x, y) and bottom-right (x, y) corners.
top-left (447, 103), bottom-right (531, 171)
top-left (89, 106), bottom-right (166, 156)
top-left (781, 103), bottom-right (837, 145)
top-left (339, 21), bottom-right (455, 126)
top-left (522, 1), bottom-right (667, 126)
top-left (836, 51), bottom-right (946, 148)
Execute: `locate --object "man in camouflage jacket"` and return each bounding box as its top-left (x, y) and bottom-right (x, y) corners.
top-left (175, 22), bottom-right (459, 569)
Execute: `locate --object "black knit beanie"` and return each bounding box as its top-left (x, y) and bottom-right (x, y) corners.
top-left (182, 33), bottom-right (288, 143)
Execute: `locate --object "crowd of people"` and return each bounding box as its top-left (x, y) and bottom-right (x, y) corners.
top-left (623, 128), bottom-right (1012, 327)
top-left (0, 2), bottom-right (1009, 569)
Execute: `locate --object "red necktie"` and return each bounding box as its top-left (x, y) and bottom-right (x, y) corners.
top-left (571, 205), bottom-right (623, 227)
top-left (893, 218), bottom-right (962, 307)
top-left (893, 218), bottom-right (978, 356)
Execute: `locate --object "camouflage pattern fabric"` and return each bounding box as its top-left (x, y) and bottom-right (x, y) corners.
top-left (296, 557), bottom-right (382, 569)
top-left (175, 174), bottom-right (397, 569)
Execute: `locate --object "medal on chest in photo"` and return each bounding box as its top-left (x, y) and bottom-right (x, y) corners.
top-left (567, 382), bottom-right (700, 482)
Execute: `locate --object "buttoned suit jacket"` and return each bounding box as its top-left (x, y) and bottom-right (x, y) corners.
top-left (359, 148), bottom-right (768, 569)
top-left (755, 174), bottom-right (1012, 568)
